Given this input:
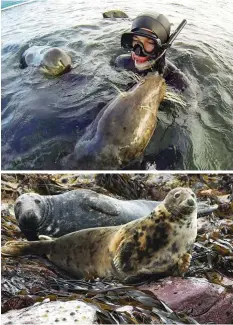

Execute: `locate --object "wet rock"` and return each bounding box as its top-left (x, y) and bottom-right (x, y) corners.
top-left (103, 10), bottom-right (128, 18)
top-left (1, 299), bottom-right (97, 325)
top-left (1, 203), bottom-right (15, 218)
top-left (139, 276), bottom-right (233, 324)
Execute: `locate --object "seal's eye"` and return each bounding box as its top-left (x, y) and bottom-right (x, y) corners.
top-left (191, 193), bottom-right (195, 198)
top-left (35, 199), bottom-right (41, 204)
top-left (174, 193), bottom-right (180, 199)
top-left (15, 201), bottom-right (21, 208)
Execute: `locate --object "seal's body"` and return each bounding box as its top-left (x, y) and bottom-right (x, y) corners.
top-left (20, 46), bottom-right (71, 76)
top-left (63, 73), bottom-right (166, 170)
top-left (14, 189), bottom-right (159, 240)
top-left (3, 188), bottom-right (198, 282)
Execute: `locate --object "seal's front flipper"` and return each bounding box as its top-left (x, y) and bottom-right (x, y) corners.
top-left (176, 252), bottom-right (192, 276)
top-left (1, 240), bottom-right (50, 257)
top-left (2, 241), bottom-right (34, 257)
top-left (86, 196), bottom-right (120, 216)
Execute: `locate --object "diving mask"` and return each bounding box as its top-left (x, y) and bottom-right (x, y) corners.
top-left (132, 39), bottom-right (162, 60)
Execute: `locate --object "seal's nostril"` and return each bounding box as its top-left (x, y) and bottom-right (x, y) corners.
top-left (187, 199), bottom-right (195, 206)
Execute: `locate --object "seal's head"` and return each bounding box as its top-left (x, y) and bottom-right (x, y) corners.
top-left (164, 187), bottom-right (197, 216)
top-left (121, 12), bottom-right (171, 71)
top-left (40, 48), bottom-right (72, 76)
top-left (14, 193), bottom-right (45, 240)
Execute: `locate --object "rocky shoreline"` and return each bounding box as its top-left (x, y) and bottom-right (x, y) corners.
top-left (1, 174), bottom-right (233, 324)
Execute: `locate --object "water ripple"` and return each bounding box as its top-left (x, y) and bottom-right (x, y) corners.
top-left (1, 0), bottom-right (233, 170)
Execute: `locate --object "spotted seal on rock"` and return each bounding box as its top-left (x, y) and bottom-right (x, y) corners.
top-left (20, 46), bottom-right (72, 76)
top-left (14, 189), bottom-right (216, 241)
top-left (62, 73), bottom-right (166, 170)
top-left (2, 187), bottom-right (197, 282)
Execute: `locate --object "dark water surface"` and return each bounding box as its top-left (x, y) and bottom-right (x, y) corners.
top-left (1, 0), bottom-right (233, 170)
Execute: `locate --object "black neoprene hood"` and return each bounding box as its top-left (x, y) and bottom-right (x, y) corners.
top-left (121, 12), bottom-right (171, 48)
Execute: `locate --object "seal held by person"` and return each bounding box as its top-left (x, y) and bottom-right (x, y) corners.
top-left (20, 46), bottom-right (72, 76)
top-left (2, 188), bottom-right (197, 282)
top-left (63, 72), bottom-right (166, 170)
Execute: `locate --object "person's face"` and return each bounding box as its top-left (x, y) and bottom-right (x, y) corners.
top-left (132, 35), bottom-right (155, 54)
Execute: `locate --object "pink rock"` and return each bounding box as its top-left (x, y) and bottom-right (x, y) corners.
top-left (139, 277), bottom-right (233, 324)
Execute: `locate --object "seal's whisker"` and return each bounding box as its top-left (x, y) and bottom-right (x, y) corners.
top-left (140, 105), bottom-right (156, 116)
top-left (164, 91), bottom-right (186, 107)
top-left (59, 59), bottom-right (65, 67)
top-left (132, 73), bottom-right (142, 82)
top-left (110, 83), bottom-right (127, 97)
top-left (124, 71), bottom-right (142, 82)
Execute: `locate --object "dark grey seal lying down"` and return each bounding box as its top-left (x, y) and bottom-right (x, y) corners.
top-left (14, 189), bottom-right (218, 240)
top-left (20, 46), bottom-right (72, 76)
top-left (14, 189), bottom-right (159, 240)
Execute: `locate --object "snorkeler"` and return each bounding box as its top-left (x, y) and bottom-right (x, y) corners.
top-left (116, 12), bottom-right (189, 91)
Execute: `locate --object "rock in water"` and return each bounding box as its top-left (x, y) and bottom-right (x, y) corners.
top-left (103, 10), bottom-right (128, 18)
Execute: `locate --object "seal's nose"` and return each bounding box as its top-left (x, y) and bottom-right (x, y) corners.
top-left (187, 199), bottom-right (195, 206)
top-left (20, 210), bottom-right (38, 229)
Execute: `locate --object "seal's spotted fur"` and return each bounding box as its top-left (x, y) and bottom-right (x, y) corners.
top-left (110, 188), bottom-right (197, 280)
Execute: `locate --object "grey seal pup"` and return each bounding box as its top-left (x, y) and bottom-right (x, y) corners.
top-left (20, 46), bottom-right (71, 76)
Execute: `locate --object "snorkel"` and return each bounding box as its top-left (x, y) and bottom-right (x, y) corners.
top-left (150, 19), bottom-right (187, 63)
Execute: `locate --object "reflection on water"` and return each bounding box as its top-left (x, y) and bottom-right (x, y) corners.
top-left (1, 0), bottom-right (34, 9)
top-left (1, 0), bottom-right (233, 170)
